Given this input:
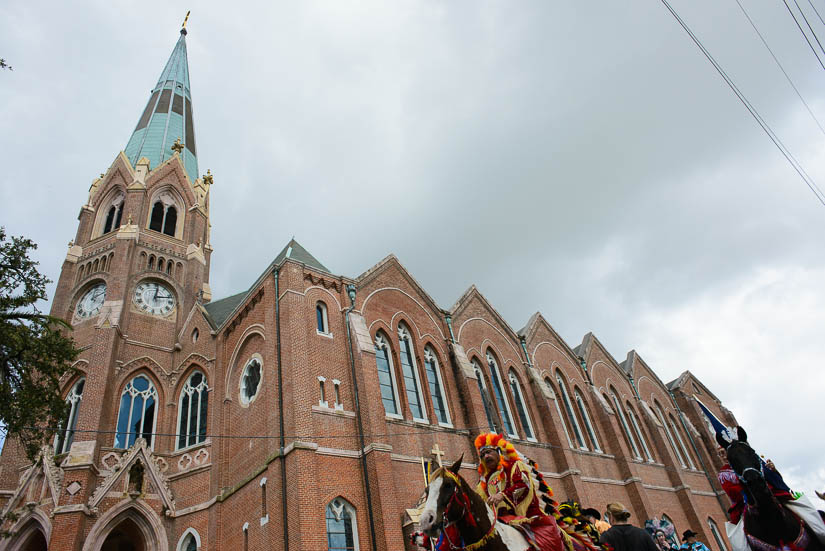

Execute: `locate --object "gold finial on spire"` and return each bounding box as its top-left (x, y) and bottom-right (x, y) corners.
top-left (171, 137), bottom-right (184, 154)
top-left (182, 11), bottom-right (191, 30)
top-left (203, 169), bottom-right (213, 186)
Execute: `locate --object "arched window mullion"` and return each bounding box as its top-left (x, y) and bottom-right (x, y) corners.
top-left (473, 361), bottom-right (497, 431)
top-left (574, 389), bottom-right (601, 453)
top-left (546, 378), bottom-right (574, 448)
top-left (556, 374), bottom-right (586, 450)
top-left (486, 352), bottom-right (516, 438)
top-left (610, 390), bottom-right (641, 460)
top-left (508, 372), bottom-right (535, 441)
top-left (670, 415), bottom-right (696, 469)
top-left (423, 347), bottom-right (451, 426)
top-left (397, 325), bottom-right (427, 422)
top-left (375, 333), bottom-right (401, 418)
top-left (627, 404), bottom-right (654, 461)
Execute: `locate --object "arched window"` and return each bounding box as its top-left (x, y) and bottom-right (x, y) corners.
top-left (177, 530), bottom-right (200, 551)
top-left (655, 404), bottom-right (687, 468)
top-left (669, 413), bottom-right (696, 469)
top-left (115, 375), bottom-right (158, 449)
top-left (473, 360), bottom-right (497, 431)
top-left (708, 518), bottom-right (728, 551)
top-left (626, 403), bottom-right (654, 461)
top-left (574, 388), bottom-right (601, 452)
top-left (326, 498), bottom-right (359, 550)
top-left (508, 371), bottom-right (535, 440)
top-left (486, 352), bottom-right (516, 437)
top-left (423, 347), bottom-right (450, 425)
top-left (55, 378), bottom-right (85, 454)
top-left (166, 260), bottom-right (173, 275)
top-left (556, 373), bottom-right (586, 450)
top-left (177, 371), bottom-right (209, 449)
top-left (101, 193), bottom-right (124, 235)
top-left (545, 377), bottom-right (574, 448)
top-left (148, 255), bottom-right (156, 271)
top-left (148, 191), bottom-right (180, 237)
top-left (374, 333), bottom-right (400, 417)
top-left (397, 325), bottom-right (427, 422)
top-left (240, 357), bottom-right (262, 405)
top-left (609, 388), bottom-right (642, 460)
top-left (316, 301), bottom-right (329, 334)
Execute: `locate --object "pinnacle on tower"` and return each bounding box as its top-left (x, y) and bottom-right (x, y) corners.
top-left (124, 19), bottom-right (198, 181)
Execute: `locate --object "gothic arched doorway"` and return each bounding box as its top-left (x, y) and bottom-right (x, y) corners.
top-left (19, 527), bottom-right (47, 551)
top-left (101, 518), bottom-right (146, 551)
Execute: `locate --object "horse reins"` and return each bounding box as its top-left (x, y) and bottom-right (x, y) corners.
top-left (439, 470), bottom-right (498, 551)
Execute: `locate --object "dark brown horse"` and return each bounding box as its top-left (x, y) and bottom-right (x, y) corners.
top-left (719, 427), bottom-right (824, 551)
top-left (418, 456), bottom-right (592, 551)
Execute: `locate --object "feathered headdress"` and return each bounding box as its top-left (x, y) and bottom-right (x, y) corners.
top-left (474, 432), bottom-right (519, 474)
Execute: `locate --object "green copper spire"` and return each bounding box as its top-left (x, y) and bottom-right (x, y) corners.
top-left (124, 24), bottom-right (198, 181)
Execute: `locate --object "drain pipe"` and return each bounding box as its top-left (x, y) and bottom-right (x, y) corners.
top-left (669, 390), bottom-right (728, 514)
top-left (344, 284), bottom-right (379, 551)
top-left (274, 268), bottom-right (289, 550)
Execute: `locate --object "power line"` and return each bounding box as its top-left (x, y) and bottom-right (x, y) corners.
top-left (733, 0), bottom-right (825, 136)
top-left (782, 0), bottom-right (825, 70)
top-left (807, 0), bottom-right (825, 28)
top-left (793, 0), bottom-right (825, 57)
top-left (659, 0), bottom-right (825, 207)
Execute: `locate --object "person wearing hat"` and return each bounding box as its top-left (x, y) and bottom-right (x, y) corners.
top-left (474, 432), bottom-right (563, 550)
top-left (581, 507), bottom-right (611, 534)
top-left (598, 502), bottom-right (658, 551)
top-left (679, 529), bottom-right (710, 551)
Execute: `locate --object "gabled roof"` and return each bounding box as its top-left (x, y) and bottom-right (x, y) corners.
top-left (203, 238), bottom-right (330, 330)
top-left (449, 284), bottom-right (521, 344)
top-left (355, 254), bottom-right (445, 320)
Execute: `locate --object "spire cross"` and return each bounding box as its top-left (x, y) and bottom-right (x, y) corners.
top-left (171, 137), bottom-right (184, 154)
top-left (181, 11), bottom-right (191, 30)
top-left (431, 443), bottom-right (445, 468)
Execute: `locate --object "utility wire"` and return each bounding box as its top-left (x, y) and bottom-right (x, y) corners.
top-left (793, 0), bottom-right (825, 57)
top-left (807, 0), bottom-right (825, 28)
top-left (733, 0), bottom-right (825, 136)
top-left (659, 0), bottom-right (825, 206)
top-left (782, 0), bottom-right (825, 70)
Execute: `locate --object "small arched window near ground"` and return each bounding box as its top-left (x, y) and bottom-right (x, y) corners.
top-left (509, 371), bottom-right (535, 440)
top-left (148, 191), bottom-right (180, 237)
top-left (177, 529), bottom-right (200, 551)
top-left (55, 378), bottom-right (85, 454)
top-left (557, 373), bottom-right (587, 450)
top-left (115, 375), bottom-right (158, 449)
top-left (177, 371), bottom-right (208, 449)
top-left (486, 351), bottom-right (516, 438)
top-left (474, 360), bottom-right (497, 431)
top-left (708, 517), bottom-right (728, 551)
top-left (574, 388), bottom-right (602, 452)
top-left (240, 357), bottom-right (262, 405)
top-left (316, 301), bottom-right (329, 334)
top-left (326, 498), bottom-right (359, 550)
top-left (423, 347), bottom-right (450, 426)
top-left (374, 332), bottom-right (400, 417)
top-left (102, 192), bottom-right (125, 235)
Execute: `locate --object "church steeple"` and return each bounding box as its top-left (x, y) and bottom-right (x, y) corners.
top-left (124, 20), bottom-right (198, 181)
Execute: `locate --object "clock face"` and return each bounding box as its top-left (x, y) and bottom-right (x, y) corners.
top-left (133, 281), bottom-right (176, 316)
top-left (75, 283), bottom-right (106, 320)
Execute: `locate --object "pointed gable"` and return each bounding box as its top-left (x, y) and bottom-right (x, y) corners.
top-left (449, 285), bottom-right (523, 366)
top-left (88, 439), bottom-right (175, 511)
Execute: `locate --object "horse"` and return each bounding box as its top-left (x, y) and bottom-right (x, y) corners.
top-left (719, 426), bottom-right (825, 551)
top-left (417, 456), bottom-right (594, 551)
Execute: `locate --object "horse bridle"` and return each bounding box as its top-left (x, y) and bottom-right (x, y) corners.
top-left (438, 470), bottom-right (498, 551)
top-left (730, 442), bottom-right (765, 484)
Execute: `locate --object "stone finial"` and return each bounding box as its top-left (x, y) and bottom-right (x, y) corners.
top-left (68, 240), bottom-right (74, 248)
top-left (171, 137), bottom-right (184, 154)
top-left (203, 169), bottom-right (213, 186)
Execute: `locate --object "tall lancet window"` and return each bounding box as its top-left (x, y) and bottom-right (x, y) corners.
top-left (115, 375), bottom-right (158, 449)
top-left (669, 414), bottom-right (696, 469)
top-left (177, 371), bottom-right (209, 449)
top-left (609, 389), bottom-right (641, 460)
top-left (55, 378), bottom-right (85, 454)
top-left (556, 373), bottom-right (587, 450)
top-left (508, 372), bottom-right (535, 440)
top-left (423, 347), bottom-right (450, 425)
top-left (473, 360), bottom-right (497, 431)
top-left (574, 389), bottom-right (602, 452)
top-left (656, 404), bottom-right (687, 468)
top-left (397, 324), bottom-right (427, 422)
top-left (374, 333), bottom-right (401, 417)
top-left (486, 352), bottom-right (516, 437)
top-left (545, 378), bottom-right (574, 448)
top-left (626, 403), bottom-right (654, 461)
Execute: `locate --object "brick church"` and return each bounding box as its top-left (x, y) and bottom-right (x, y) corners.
top-left (0, 23), bottom-right (739, 551)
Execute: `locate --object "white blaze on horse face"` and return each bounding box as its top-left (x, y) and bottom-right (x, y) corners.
top-left (419, 477), bottom-right (444, 534)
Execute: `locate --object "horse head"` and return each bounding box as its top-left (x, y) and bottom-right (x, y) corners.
top-left (717, 426), bottom-right (763, 484)
top-left (419, 455), bottom-right (466, 537)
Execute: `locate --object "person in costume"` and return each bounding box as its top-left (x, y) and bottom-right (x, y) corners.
top-left (582, 507), bottom-right (611, 534)
top-left (474, 432), bottom-right (563, 550)
top-left (678, 529), bottom-right (710, 551)
top-left (655, 529), bottom-right (678, 551)
top-left (598, 502), bottom-right (658, 551)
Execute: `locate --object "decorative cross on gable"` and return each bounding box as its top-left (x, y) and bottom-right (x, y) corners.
top-left (171, 137), bottom-right (184, 154)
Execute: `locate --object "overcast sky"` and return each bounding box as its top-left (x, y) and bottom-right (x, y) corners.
top-left (2, 1), bottom-right (824, 502)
